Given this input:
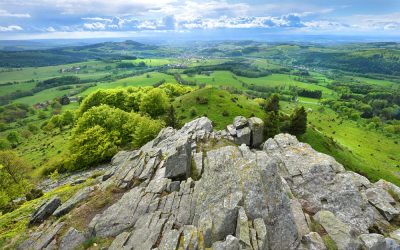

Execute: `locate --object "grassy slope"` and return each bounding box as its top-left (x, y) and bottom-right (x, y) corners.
top-left (284, 100), bottom-right (400, 185)
top-left (173, 87), bottom-right (265, 130)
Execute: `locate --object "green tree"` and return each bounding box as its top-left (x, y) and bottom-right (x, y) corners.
top-left (264, 94), bottom-right (280, 113)
top-left (0, 151), bottom-right (30, 210)
top-left (165, 105), bottom-right (179, 128)
top-left (132, 119), bottom-right (165, 148)
top-left (139, 88), bottom-right (168, 118)
top-left (61, 110), bottom-right (75, 127)
top-left (7, 131), bottom-right (21, 145)
top-left (0, 139), bottom-right (11, 150)
top-left (289, 106), bottom-right (307, 136)
top-left (69, 125), bottom-right (118, 170)
top-left (264, 111), bottom-right (280, 139)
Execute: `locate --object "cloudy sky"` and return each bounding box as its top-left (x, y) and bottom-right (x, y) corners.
top-left (0, 0), bottom-right (399, 40)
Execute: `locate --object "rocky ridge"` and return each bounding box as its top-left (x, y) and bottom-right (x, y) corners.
top-left (20, 116), bottom-right (400, 250)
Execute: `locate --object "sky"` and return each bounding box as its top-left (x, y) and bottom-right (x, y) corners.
top-left (0, 0), bottom-right (399, 40)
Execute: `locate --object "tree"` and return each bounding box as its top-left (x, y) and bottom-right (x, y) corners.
top-left (61, 110), bottom-right (75, 127)
top-left (0, 139), bottom-right (11, 150)
top-left (7, 131), bottom-right (21, 146)
top-left (264, 111), bottom-right (280, 139)
top-left (165, 105), bottom-right (179, 128)
top-left (264, 94), bottom-right (280, 113)
top-left (59, 95), bottom-right (70, 105)
top-left (69, 125), bottom-right (118, 171)
top-left (139, 88), bottom-right (168, 118)
top-left (132, 119), bottom-right (165, 148)
top-left (0, 151), bottom-right (30, 210)
top-left (289, 106), bottom-right (307, 136)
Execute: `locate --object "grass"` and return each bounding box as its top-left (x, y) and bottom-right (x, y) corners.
top-left (173, 86), bottom-right (265, 130)
top-left (292, 102), bottom-right (400, 185)
top-left (0, 181), bottom-right (90, 248)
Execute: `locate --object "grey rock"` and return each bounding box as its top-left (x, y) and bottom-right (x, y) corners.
top-left (180, 116), bottom-right (213, 135)
top-left (212, 235), bottom-right (240, 250)
top-left (248, 117), bottom-right (264, 148)
top-left (59, 227), bottom-right (86, 250)
top-left (34, 222), bottom-right (64, 250)
top-left (163, 135), bottom-right (192, 179)
top-left (235, 127), bottom-right (251, 146)
top-left (53, 186), bottom-right (94, 217)
top-left (300, 232), bottom-right (327, 250)
top-left (253, 218), bottom-right (268, 250)
top-left (236, 207), bottom-right (251, 249)
top-left (145, 178), bottom-right (170, 194)
top-left (359, 233), bottom-right (386, 250)
top-left (108, 231), bottom-right (130, 250)
top-left (167, 181), bottom-right (180, 192)
top-left (192, 152), bottom-right (204, 177)
top-left (314, 210), bottom-right (360, 250)
top-left (385, 238), bottom-right (400, 250)
top-left (233, 116), bottom-right (248, 129)
top-left (366, 187), bottom-right (400, 221)
top-left (89, 187), bottom-right (145, 237)
top-left (30, 197), bottom-right (61, 225)
top-left (226, 124), bottom-right (237, 136)
top-left (390, 229), bottom-right (400, 243)
top-left (263, 134), bottom-right (375, 234)
top-left (158, 229), bottom-right (181, 250)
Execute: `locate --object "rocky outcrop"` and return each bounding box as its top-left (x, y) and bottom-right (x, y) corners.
top-left (29, 197), bottom-right (61, 226)
top-left (220, 116), bottom-right (264, 148)
top-left (20, 117), bottom-right (400, 250)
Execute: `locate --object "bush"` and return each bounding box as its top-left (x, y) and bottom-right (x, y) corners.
top-left (139, 88), bottom-right (168, 118)
top-left (69, 125), bottom-right (118, 171)
top-left (190, 107), bottom-right (197, 117)
top-left (0, 139), bottom-right (11, 150)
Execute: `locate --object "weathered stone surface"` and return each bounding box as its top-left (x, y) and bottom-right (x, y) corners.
top-left (235, 127), bottom-right (251, 146)
top-left (20, 117), bottom-right (400, 250)
top-left (180, 116), bottom-right (213, 134)
top-left (314, 210), bottom-right (360, 250)
top-left (212, 235), bottom-right (240, 250)
top-left (236, 207), bottom-right (251, 248)
top-left (59, 227), bottom-right (86, 250)
top-left (300, 232), bottom-right (327, 250)
top-left (359, 233), bottom-right (386, 250)
top-left (389, 229), bottom-right (400, 243)
top-left (366, 187), bottom-right (400, 221)
top-left (253, 218), bottom-right (268, 250)
top-left (158, 229), bottom-right (181, 250)
top-left (248, 117), bottom-right (264, 148)
top-left (233, 116), bottom-right (248, 129)
top-left (192, 151), bottom-right (204, 177)
top-left (226, 124), bottom-right (237, 136)
top-left (145, 178), bottom-right (170, 194)
top-left (263, 134), bottom-right (375, 234)
top-left (89, 187), bottom-right (144, 237)
top-left (30, 197), bottom-right (61, 225)
top-left (34, 222), bottom-right (64, 250)
top-left (54, 186), bottom-right (94, 217)
top-left (385, 237), bottom-right (400, 250)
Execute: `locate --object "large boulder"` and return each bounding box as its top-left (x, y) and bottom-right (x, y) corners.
top-left (235, 127), bottom-right (251, 146)
top-left (29, 197), bottom-right (61, 225)
top-left (248, 117), bottom-right (264, 148)
top-left (314, 210), bottom-right (361, 250)
top-left (53, 186), bottom-right (94, 217)
top-left (233, 116), bottom-right (248, 129)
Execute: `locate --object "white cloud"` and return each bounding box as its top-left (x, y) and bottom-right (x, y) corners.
top-left (82, 17), bottom-right (113, 22)
top-left (0, 25), bottom-right (23, 31)
top-left (0, 9), bottom-right (30, 18)
top-left (83, 22), bottom-right (107, 30)
top-left (46, 26), bottom-right (56, 32)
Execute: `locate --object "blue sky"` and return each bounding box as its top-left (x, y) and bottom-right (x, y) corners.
top-left (0, 0), bottom-right (399, 40)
